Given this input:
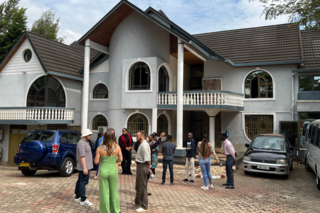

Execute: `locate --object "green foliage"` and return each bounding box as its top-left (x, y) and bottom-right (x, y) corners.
top-left (0, 0), bottom-right (20, 35)
top-left (250, 0), bottom-right (320, 30)
top-left (0, 6), bottom-right (26, 62)
top-left (31, 9), bottom-right (65, 43)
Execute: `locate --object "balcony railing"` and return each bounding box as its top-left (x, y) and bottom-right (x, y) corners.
top-left (158, 91), bottom-right (244, 107)
top-left (0, 107), bottom-right (74, 121)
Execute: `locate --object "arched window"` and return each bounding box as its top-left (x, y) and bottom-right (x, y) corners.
top-left (93, 84), bottom-right (108, 99)
top-left (127, 113), bottom-right (149, 137)
top-left (159, 66), bottom-right (169, 92)
top-left (27, 76), bottom-right (65, 107)
top-left (92, 115), bottom-right (108, 130)
top-left (245, 71), bottom-right (273, 98)
top-left (157, 114), bottom-right (168, 136)
top-left (129, 62), bottom-right (150, 90)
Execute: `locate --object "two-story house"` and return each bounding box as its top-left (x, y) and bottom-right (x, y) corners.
top-left (0, 0), bottom-right (319, 165)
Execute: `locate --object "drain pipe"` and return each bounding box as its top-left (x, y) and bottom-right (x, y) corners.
top-left (292, 73), bottom-right (295, 121)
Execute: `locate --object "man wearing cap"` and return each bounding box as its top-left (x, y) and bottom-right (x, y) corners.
top-left (75, 129), bottom-right (94, 206)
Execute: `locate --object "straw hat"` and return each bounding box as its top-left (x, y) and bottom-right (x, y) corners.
top-left (81, 129), bottom-right (93, 137)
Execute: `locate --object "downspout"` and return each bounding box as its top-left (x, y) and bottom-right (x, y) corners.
top-left (292, 73), bottom-right (295, 121)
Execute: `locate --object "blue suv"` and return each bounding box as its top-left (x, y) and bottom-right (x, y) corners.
top-left (14, 130), bottom-right (95, 177)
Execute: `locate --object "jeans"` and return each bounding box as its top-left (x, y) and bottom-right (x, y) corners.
top-left (226, 155), bottom-right (234, 186)
top-left (75, 170), bottom-right (91, 202)
top-left (199, 157), bottom-right (212, 186)
top-left (162, 160), bottom-right (174, 183)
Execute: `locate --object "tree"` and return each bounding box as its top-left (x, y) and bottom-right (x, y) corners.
top-left (0, 7), bottom-right (26, 61)
top-left (31, 9), bottom-right (65, 43)
top-left (0, 0), bottom-right (20, 35)
top-left (250, 0), bottom-right (320, 30)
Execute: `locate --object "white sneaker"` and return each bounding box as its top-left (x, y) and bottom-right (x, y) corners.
top-left (209, 184), bottom-right (214, 188)
top-left (74, 198), bottom-right (80, 202)
top-left (136, 207), bottom-right (147, 212)
top-left (80, 199), bottom-right (93, 206)
top-left (201, 186), bottom-right (209, 190)
top-left (94, 176), bottom-right (97, 180)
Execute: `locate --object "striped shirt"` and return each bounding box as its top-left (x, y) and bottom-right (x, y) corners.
top-left (224, 139), bottom-right (236, 160)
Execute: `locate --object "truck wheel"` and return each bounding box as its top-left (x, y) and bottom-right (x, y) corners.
top-left (59, 157), bottom-right (74, 177)
top-left (21, 169), bottom-right (37, 176)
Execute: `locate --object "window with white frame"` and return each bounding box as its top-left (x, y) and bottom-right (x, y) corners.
top-left (129, 62), bottom-right (150, 90)
top-left (245, 71), bottom-right (273, 98)
top-left (93, 84), bottom-right (108, 99)
top-left (127, 113), bottom-right (149, 137)
top-left (158, 66), bottom-right (169, 92)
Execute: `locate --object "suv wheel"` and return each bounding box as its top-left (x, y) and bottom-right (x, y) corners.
top-left (59, 157), bottom-right (74, 177)
top-left (21, 168), bottom-right (37, 176)
top-left (316, 174), bottom-right (320, 190)
top-left (305, 158), bottom-right (313, 172)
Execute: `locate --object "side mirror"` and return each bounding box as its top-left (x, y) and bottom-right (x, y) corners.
top-left (289, 146), bottom-right (294, 151)
top-left (245, 143), bottom-right (250, 148)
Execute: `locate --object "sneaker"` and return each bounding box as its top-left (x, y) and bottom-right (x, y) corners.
top-left (209, 184), bottom-right (214, 188)
top-left (74, 198), bottom-right (81, 202)
top-left (80, 199), bottom-right (93, 206)
top-left (181, 179), bottom-right (188, 183)
top-left (160, 182), bottom-right (165, 185)
top-left (188, 180), bottom-right (194, 184)
top-left (94, 176), bottom-right (98, 180)
top-left (201, 186), bottom-right (209, 190)
top-left (136, 207), bottom-right (148, 212)
top-left (170, 182), bottom-right (174, 186)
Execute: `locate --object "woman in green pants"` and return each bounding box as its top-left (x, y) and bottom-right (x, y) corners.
top-left (95, 129), bottom-right (123, 213)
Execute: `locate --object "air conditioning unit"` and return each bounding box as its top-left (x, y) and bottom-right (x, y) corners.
top-left (98, 126), bottom-right (108, 134)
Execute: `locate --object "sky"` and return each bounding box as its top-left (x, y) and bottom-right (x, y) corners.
top-left (3, 0), bottom-right (290, 45)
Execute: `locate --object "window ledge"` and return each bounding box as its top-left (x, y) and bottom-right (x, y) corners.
top-left (90, 99), bottom-right (109, 101)
top-left (244, 98), bottom-right (276, 101)
top-left (125, 90), bottom-right (153, 93)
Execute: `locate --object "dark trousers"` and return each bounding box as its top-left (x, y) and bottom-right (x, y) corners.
top-left (135, 163), bottom-right (149, 210)
top-left (121, 149), bottom-right (132, 174)
top-left (162, 160), bottom-right (174, 183)
top-left (75, 170), bottom-right (91, 202)
top-left (226, 155), bottom-right (234, 186)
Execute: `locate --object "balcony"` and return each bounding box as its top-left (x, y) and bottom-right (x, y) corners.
top-left (0, 107), bottom-right (75, 124)
top-left (157, 91), bottom-right (244, 110)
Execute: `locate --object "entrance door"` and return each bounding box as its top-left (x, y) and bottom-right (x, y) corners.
top-left (8, 125), bottom-right (27, 165)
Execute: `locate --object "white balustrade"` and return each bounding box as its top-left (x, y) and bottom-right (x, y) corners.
top-left (0, 108), bottom-right (75, 121)
top-left (158, 92), bottom-right (244, 107)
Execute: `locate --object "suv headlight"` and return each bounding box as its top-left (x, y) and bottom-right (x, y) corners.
top-left (243, 156), bottom-right (251, 161)
top-left (276, 159), bottom-right (287, 164)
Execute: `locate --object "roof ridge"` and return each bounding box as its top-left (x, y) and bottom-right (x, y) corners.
top-left (192, 23), bottom-right (295, 36)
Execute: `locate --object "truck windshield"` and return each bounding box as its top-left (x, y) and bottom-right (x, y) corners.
top-left (22, 132), bottom-right (55, 143)
top-left (251, 137), bottom-right (286, 151)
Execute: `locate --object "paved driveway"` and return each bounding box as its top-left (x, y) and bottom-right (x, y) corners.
top-left (0, 163), bottom-right (319, 213)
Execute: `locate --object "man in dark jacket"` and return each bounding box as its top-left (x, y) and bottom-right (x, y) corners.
top-left (118, 128), bottom-right (133, 175)
top-left (181, 132), bottom-right (196, 183)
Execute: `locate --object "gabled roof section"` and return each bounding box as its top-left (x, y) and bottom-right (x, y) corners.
top-left (77, 0), bottom-right (224, 61)
top-left (193, 24), bottom-right (303, 65)
top-left (0, 32), bottom-right (101, 80)
top-left (300, 30), bottom-right (320, 69)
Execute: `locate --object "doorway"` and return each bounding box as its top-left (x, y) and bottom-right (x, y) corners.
top-left (8, 125), bottom-right (27, 165)
top-left (279, 121), bottom-right (298, 147)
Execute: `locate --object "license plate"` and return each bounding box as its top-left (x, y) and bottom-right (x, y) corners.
top-left (19, 163), bottom-right (29, 167)
top-left (257, 165), bottom-right (270, 170)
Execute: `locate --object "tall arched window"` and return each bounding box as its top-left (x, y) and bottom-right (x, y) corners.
top-left (129, 62), bottom-right (150, 90)
top-left (27, 76), bottom-right (65, 107)
top-left (92, 115), bottom-right (108, 131)
top-left (159, 66), bottom-right (169, 92)
top-left (93, 84), bottom-right (108, 99)
top-left (245, 71), bottom-right (273, 98)
top-left (157, 114), bottom-right (168, 136)
top-left (127, 113), bottom-right (149, 137)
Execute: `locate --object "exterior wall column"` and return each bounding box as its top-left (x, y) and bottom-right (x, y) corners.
top-left (81, 39), bottom-right (90, 130)
top-left (177, 38), bottom-right (184, 149)
top-left (209, 116), bottom-right (215, 148)
top-left (152, 108), bottom-right (157, 134)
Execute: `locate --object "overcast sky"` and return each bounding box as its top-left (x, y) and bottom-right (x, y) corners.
top-left (4, 0), bottom-right (290, 45)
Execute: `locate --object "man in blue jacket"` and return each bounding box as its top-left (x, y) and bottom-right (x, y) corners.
top-left (181, 132), bottom-right (196, 184)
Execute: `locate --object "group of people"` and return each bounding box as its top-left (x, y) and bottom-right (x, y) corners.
top-left (74, 128), bottom-right (237, 213)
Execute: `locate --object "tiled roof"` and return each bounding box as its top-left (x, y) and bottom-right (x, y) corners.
top-left (301, 30), bottom-right (320, 69)
top-left (27, 32), bottom-right (100, 78)
top-left (193, 24), bottom-right (303, 64)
